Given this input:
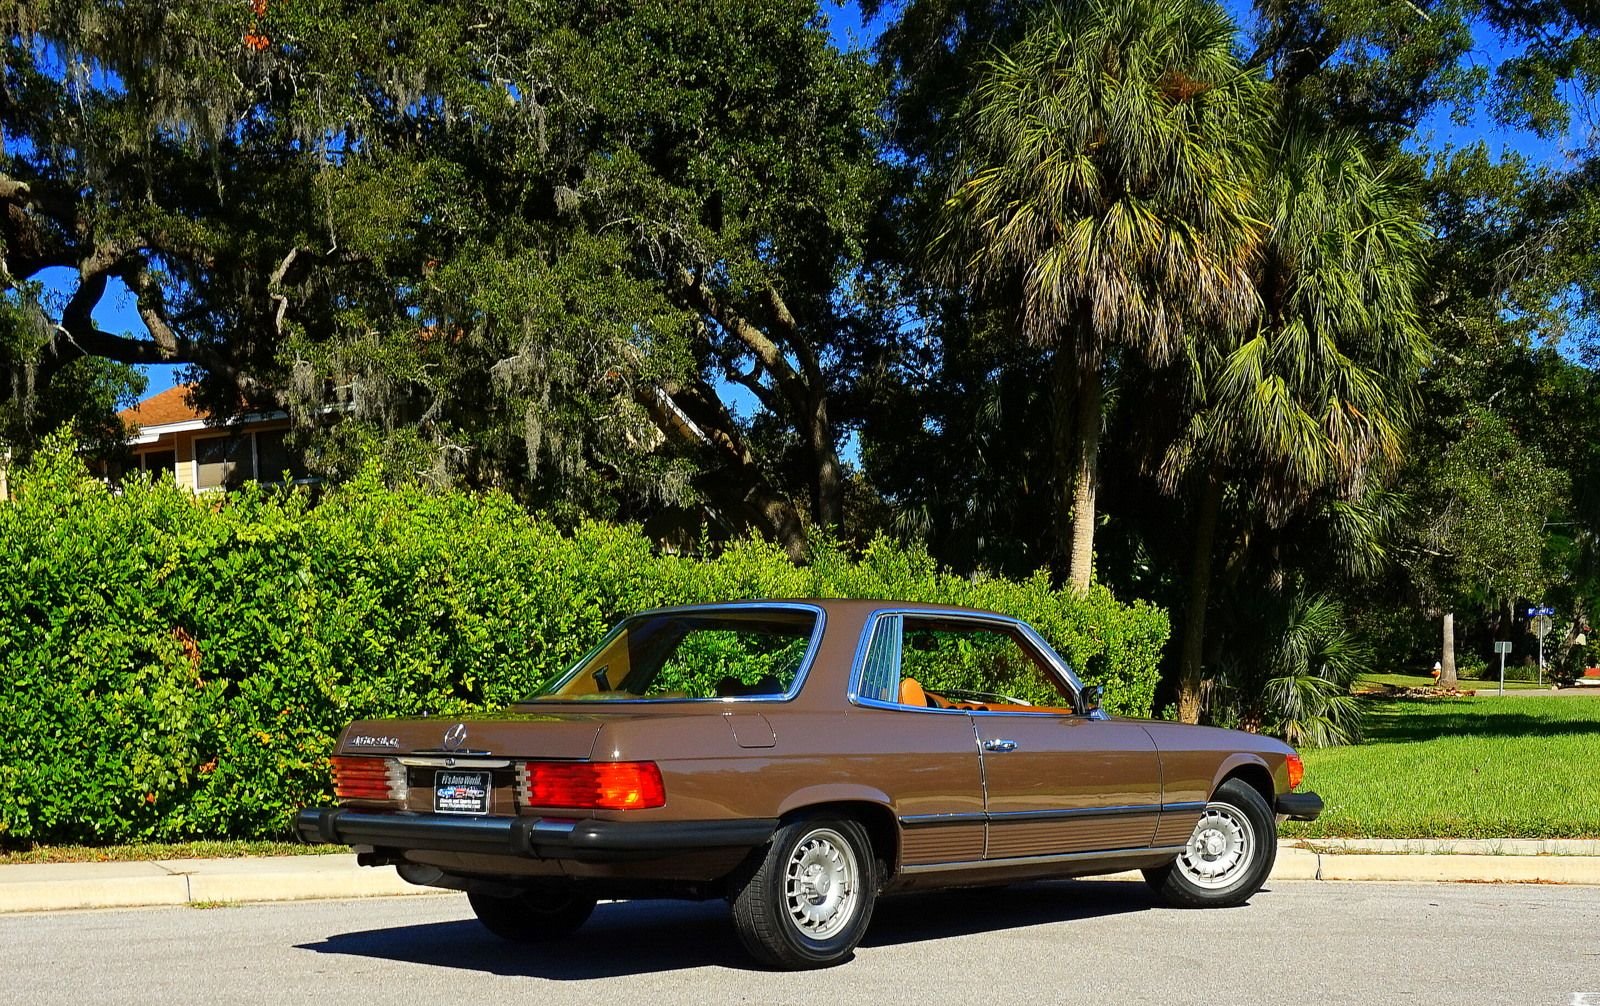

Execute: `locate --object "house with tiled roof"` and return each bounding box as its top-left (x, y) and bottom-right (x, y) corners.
top-left (118, 385), bottom-right (301, 490)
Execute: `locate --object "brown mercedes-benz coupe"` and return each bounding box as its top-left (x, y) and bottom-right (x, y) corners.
top-left (298, 599), bottom-right (1322, 968)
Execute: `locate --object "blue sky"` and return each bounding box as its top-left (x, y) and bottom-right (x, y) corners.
top-left (91, 0), bottom-right (1583, 404)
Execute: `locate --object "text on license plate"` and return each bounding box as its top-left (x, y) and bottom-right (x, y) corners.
top-left (434, 770), bottom-right (491, 814)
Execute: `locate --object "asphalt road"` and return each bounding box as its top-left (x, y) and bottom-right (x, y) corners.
top-left (2, 880), bottom-right (1596, 1006)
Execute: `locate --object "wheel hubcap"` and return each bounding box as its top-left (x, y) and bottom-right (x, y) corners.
top-left (1176, 803), bottom-right (1254, 890)
top-left (784, 827), bottom-right (859, 940)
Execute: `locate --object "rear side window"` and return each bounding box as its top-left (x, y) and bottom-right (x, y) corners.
top-left (527, 608), bottom-right (819, 702)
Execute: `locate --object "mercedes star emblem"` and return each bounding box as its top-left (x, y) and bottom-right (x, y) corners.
top-left (442, 722), bottom-right (468, 751)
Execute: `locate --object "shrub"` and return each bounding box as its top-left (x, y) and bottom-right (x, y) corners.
top-left (1211, 593), bottom-right (1369, 748)
top-left (0, 435), bottom-right (1168, 845)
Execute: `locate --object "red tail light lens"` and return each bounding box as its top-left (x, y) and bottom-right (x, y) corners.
top-left (331, 756), bottom-right (406, 801)
top-left (517, 761), bottom-right (666, 810)
top-left (1286, 753), bottom-right (1305, 791)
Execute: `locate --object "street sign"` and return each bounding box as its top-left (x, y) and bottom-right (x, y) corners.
top-left (1525, 605), bottom-right (1557, 617)
top-left (1493, 641), bottom-right (1513, 654)
top-left (1533, 615), bottom-right (1553, 639)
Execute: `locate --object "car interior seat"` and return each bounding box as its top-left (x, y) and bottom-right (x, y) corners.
top-left (899, 677), bottom-right (940, 708)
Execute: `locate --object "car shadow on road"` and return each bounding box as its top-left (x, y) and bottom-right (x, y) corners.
top-left (295, 879), bottom-right (1161, 978)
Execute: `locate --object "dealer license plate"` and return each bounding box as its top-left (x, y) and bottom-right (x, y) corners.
top-left (433, 770), bottom-right (491, 815)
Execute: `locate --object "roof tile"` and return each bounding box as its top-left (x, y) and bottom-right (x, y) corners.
top-left (118, 385), bottom-right (206, 429)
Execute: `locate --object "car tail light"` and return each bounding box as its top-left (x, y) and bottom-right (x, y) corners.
top-left (331, 756), bottom-right (406, 801)
top-left (1286, 753), bottom-right (1304, 791)
top-left (517, 761), bottom-right (666, 811)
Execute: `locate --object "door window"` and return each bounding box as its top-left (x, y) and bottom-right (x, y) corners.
top-left (855, 614), bottom-right (1078, 712)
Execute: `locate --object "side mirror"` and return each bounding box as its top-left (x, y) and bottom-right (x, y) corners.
top-left (1078, 684), bottom-right (1103, 716)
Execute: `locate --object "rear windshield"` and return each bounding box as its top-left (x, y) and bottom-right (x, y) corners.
top-left (524, 608), bottom-right (820, 702)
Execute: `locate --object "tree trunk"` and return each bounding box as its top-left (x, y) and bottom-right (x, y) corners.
top-left (808, 395), bottom-right (843, 532)
top-left (1556, 597), bottom-right (1587, 682)
top-left (636, 379), bottom-right (808, 561)
top-left (1050, 347), bottom-right (1075, 576)
top-left (1439, 612), bottom-right (1458, 690)
top-left (1177, 473), bottom-right (1222, 724)
top-left (1066, 352), bottom-right (1102, 593)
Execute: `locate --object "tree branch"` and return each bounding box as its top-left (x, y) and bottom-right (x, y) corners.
top-left (51, 321), bottom-right (202, 366)
top-left (636, 376), bottom-right (807, 559)
top-left (671, 264), bottom-right (810, 413)
top-left (48, 245), bottom-right (202, 367)
top-left (113, 255), bottom-right (182, 357)
top-left (724, 362), bottom-right (778, 414)
top-left (0, 178), bottom-right (76, 280)
top-left (762, 282), bottom-right (825, 387)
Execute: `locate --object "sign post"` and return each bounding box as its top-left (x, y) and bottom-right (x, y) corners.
top-left (1527, 606), bottom-right (1556, 686)
top-left (1493, 641), bottom-right (1513, 695)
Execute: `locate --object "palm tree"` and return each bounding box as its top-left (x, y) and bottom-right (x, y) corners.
top-left (1212, 592), bottom-right (1371, 747)
top-left (936, 0), bottom-right (1268, 592)
top-left (1161, 130), bottom-right (1430, 723)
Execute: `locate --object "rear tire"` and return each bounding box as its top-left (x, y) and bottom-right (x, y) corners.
top-left (730, 816), bottom-right (877, 969)
top-left (467, 886), bottom-right (596, 942)
top-left (1144, 778), bottom-right (1276, 908)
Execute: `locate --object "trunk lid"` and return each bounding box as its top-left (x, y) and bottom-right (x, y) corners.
top-left (338, 710), bottom-right (604, 760)
top-left (335, 712), bottom-right (610, 818)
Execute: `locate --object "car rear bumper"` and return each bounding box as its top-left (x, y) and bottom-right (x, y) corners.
top-left (295, 807), bottom-right (777, 862)
top-left (1275, 791), bottom-right (1324, 821)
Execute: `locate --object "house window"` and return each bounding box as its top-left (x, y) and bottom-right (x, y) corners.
top-left (193, 430), bottom-right (302, 490)
top-left (255, 430), bottom-right (293, 482)
top-left (139, 450), bottom-right (176, 475)
top-left (195, 435), bottom-right (251, 490)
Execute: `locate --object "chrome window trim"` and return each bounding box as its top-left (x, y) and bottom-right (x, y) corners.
top-left (516, 601), bottom-right (827, 706)
top-left (845, 607), bottom-right (1088, 716)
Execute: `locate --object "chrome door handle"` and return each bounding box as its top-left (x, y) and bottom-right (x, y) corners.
top-left (983, 739), bottom-right (1019, 753)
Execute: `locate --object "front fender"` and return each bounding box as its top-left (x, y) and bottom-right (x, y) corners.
top-left (1209, 751), bottom-right (1280, 799)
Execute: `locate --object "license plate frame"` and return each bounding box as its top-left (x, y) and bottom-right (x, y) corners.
top-left (433, 770), bottom-right (491, 815)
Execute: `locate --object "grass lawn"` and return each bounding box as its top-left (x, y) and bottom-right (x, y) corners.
top-left (0, 840), bottom-right (349, 866)
top-left (1284, 694), bottom-right (1600, 839)
top-left (1355, 672), bottom-right (1546, 692)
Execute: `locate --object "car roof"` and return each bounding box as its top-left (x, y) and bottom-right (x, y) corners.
top-left (632, 598), bottom-right (1014, 620)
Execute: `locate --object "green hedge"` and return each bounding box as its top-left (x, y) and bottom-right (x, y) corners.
top-left (0, 436), bottom-right (1168, 845)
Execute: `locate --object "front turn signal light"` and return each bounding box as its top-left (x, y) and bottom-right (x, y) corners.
top-left (1286, 753), bottom-right (1304, 791)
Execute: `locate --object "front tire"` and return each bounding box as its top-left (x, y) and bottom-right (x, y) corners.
top-left (730, 816), bottom-right (878, 969)
top-left (467, 886), bottom-right (596, 942)
top-left (1144, 778), bottom-right (1276, 908)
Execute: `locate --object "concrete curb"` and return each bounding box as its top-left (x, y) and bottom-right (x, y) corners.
top-left (3, 843), bottom-right (1598, 915)
top-left (1276, 844), bottom-right (1600, 884)
top-left (0, 855), bottom-right (442, 914)
top-left (1288, 837), bottom-right (1600, 856)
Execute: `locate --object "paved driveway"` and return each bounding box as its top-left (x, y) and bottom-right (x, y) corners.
top-left (1, 880), bottom-right (1595, 1005)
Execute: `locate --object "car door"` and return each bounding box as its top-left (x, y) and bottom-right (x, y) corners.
top-left (850, 614), bottom-right (988, 866)
top-left (972, 712), bottom-right (1163, 859)
top-left (897, 615), bottom-right (1164, 860)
